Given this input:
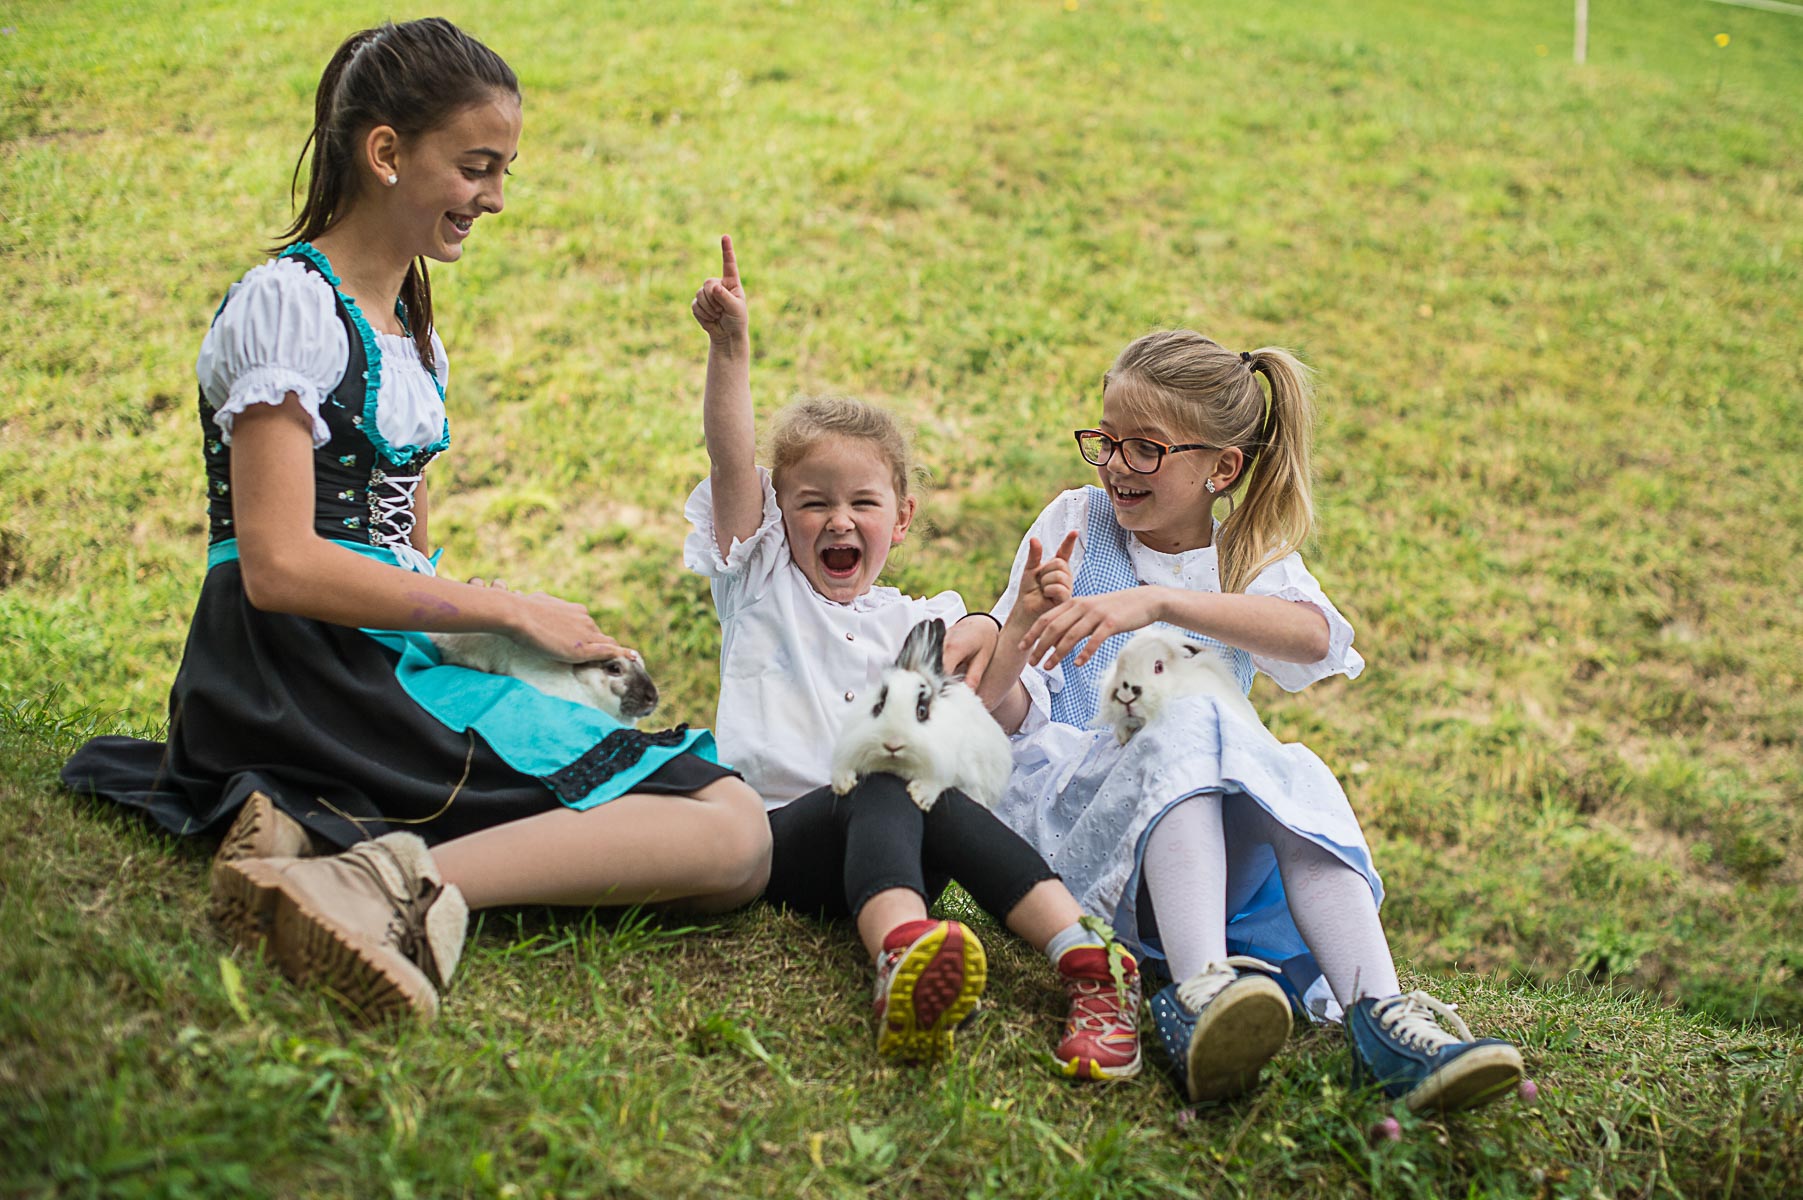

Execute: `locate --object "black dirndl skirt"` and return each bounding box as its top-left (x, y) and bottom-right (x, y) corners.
top-left (62, 562), bottom-right (735, 851)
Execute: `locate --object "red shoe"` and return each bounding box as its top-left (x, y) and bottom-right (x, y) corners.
top-left (873, 919), bottom-right (987, 1063)
top-left (1054, 944), bottom-right (1143, 1081)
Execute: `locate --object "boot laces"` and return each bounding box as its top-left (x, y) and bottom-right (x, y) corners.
top-left (1175, 955), bottom-right (1281, 1015)
top-left (345, 845), bottom-right (441, 973)
top-left (1372, 990), bottom-right (1474, 1051)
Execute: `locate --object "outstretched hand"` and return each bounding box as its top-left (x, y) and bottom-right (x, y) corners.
top-left (1022, 587), bottom-right (1167, 670)
top-left (691, 234), bottom-right (748, 342)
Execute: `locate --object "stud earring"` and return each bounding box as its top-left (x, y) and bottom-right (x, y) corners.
top-left (1205, 480), bottom-right (1217, 494)
top-left (385, 173), bottom-right (398, 185)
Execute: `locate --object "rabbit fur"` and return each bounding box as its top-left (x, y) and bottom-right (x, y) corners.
top-left (1096, 628), bottom-right (1275, 747)
top-left (830, 617), bottom-right (1014, 812)
top-left (429, 630), bottom-right (659, 724)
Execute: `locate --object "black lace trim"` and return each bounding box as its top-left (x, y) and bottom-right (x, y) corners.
top-left (546, 725), bottom-right (693, 801)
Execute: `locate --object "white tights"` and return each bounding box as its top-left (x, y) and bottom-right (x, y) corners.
top-left (1140, 791), bottom-right (1400, 1008)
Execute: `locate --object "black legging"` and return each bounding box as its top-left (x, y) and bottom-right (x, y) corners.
top-left (764, 772), bottom-right (1059, 924)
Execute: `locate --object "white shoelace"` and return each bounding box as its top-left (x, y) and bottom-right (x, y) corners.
top-left (1174, 954), bottom-right (1282, 1015)
top-left (1370, 990), bottom-right (1474, 1051)
top-left (370, 470), bottom-right (421, 542)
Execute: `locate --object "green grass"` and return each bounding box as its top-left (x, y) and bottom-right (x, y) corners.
top-left (4, 0), bottom-right (1801, 1194)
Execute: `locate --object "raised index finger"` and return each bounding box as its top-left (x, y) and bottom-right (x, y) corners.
top-left (720, 234), bottom-right (740, 289)
top-left (1052, 530), bottom-right (1079, 563)
top-left (1022, 536), bottom-right (1044, 575)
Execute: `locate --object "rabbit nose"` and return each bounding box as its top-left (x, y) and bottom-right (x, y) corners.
top-left (1128, 684), bottom-right (1141, 697)
top-left (883, 741), bottom-right (905, 754)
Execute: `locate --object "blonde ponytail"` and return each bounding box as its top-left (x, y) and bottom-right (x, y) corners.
top-left (1216, 347), bottom-right (1314, 593)
top-left (1104, 332), bottom-right (1316, 593)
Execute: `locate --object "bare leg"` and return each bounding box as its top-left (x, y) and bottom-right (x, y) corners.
top-left (430, 776), bottom-right (770, 912)
top-left (855, 887), bottom-right (929, 959)
top-left (1002, 879), bottom-right (1086, 952)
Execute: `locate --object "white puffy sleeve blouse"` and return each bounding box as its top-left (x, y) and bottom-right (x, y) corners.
top-left (195, 257), bottom-right (448, 452)
top-left (992, 488), bottom-right (1364, 729)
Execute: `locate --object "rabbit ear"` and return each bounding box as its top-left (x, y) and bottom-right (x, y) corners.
top-left (896, 618), bottom-right (947, 678)
top-left (1176, 641), bottom-right (1206, 658)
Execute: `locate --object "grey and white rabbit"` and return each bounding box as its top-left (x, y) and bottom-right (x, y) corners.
top-left (429, 631), bottom-right (659, 724)
top-left (830, 617), bottom-right (1013, 812)
top-left (1096, 628), bottom-right (1274, 746)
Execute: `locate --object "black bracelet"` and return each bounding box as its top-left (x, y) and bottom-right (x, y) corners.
top-left (956, 612), bottom-right (1003, 632)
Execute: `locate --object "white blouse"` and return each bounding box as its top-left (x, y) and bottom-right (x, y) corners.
top-left (683, 469), bottom-right (967, 808)
top-left (992, 488), bottom-right (1364, 727)
top-left (195, 256), bottom-right (448, 454)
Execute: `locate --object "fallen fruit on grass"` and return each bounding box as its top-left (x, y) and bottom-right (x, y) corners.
top-left (1369, 1116), bottom-right (1402, 1143)
top-left (1519, 1079), bottom-right (1539, 1103)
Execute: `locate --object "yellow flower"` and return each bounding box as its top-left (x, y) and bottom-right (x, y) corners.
top-left (1714, 33), bottom-right (1730, 48)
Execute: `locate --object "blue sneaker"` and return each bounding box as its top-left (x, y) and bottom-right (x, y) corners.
top-left (1347, 991), bottom-right (1524, 1113)
top-left (1148, 956), bottom-right (1292, 1103)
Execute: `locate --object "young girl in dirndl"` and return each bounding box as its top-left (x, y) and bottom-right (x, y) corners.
top-left (62, 18), bottom-right (770, 1024)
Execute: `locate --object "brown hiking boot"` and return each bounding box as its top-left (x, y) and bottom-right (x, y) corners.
top-left (213, 791), bottom-right (321, 867)
top-left (210, 832), bottom-right (468, 1025)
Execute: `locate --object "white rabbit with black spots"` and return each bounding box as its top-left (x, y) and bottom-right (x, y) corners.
top-left (1096, 628), bottom-right (1276, 747)
top-left (831, 618), bottom-right (1013, 812)
top-left (430, 630), bottom-right (659, 724)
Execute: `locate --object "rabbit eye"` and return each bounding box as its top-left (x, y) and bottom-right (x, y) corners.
top-left (603, 661), bottom-right (624, 676)
top-left (872, 685), bottom-right (887, 718)
top-left (1154, 661), bottom-right (1164, 674)
top-left (915, 686), bottom-right (932, 722)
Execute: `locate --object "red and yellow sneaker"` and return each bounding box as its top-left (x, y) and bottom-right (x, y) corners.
top-left (873, 919), bottom-right (987, 1063)
top-left (1054, 944), bottom-right (1143, 1081)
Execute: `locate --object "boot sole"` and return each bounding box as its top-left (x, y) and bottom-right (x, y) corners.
top-left (877, 923), bottom-right (987, 1064)
top-left (1186, 976), bottom-right (1292, 1103)
top-left (212, 791), bottom-right (316, 868)
top-left (211, 858), bottom-right (437, 1025)
top-left (1403, 1044), bottom-right (1524, 1113)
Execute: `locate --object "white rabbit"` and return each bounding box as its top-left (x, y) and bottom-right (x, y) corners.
top-left (429, 630), bottom-right (659, 724)
top-left (1096, 628), bottom-right (1275, 747)
top-left (830, 618), bottom-right (1014, 812)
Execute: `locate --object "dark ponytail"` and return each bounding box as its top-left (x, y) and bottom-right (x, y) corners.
top-left (275, 18), bottom-right (517, 374)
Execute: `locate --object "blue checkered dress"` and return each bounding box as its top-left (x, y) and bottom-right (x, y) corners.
top-left (994, 487), bottom-right (1383, 1022)
top-left (1047, 487), bottom-right (1254, 730)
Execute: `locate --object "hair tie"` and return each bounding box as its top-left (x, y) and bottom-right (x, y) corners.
top-left (1239, 351), bottom-right (1253, 365)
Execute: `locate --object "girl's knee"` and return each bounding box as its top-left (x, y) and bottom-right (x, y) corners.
top-left (694, 776), bottom-right (773, 895)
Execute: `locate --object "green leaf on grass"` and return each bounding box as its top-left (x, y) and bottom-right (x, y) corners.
top-left (218, 956), bottom-right (251, 1022)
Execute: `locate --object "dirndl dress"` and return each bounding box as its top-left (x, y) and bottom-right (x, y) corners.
top-left (62, 242), bottom-right (729, 850)
top-left (990, 487), bottom-right (1380, 1018)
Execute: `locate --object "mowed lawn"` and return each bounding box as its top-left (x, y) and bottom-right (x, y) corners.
top-left (3, 0), bottom-right (1800, 1196)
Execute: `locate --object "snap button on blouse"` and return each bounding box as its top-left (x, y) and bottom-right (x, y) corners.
top-left (845, 632), bottom-right (855, 641)
top-left (844, 690), bottom-right (856, 702)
